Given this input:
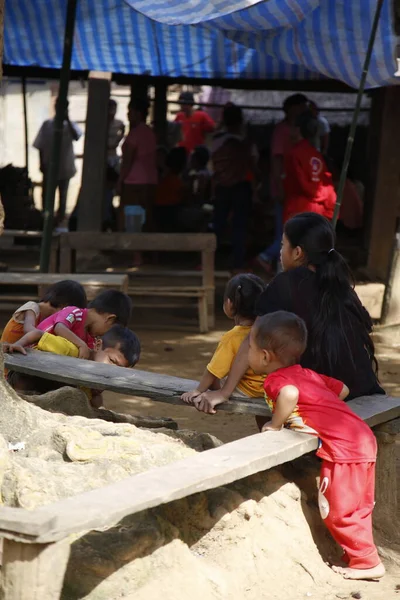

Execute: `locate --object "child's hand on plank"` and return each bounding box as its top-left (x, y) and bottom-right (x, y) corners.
top-left (181, 389), bottom-right (202, 404)
top-left (78, 344), bottom-right (91, 360)
top-left (262, 422), bottom-right (282, 432)
top-left (192, 391), bottom-right (225, 414)
top-left (2, 343), bottom-right (27, 355)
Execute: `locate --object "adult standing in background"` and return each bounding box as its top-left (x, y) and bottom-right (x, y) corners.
top-left (257, 93), bottom-right (308, 274)
top-left (33, 98), bottom-right (82, 226)
top-left (175, 91), bottom-right (215, 154)
top-left (118, 97), bottom-right (157, 233)
top-left (309, 101), bottom-right (330, 155)
top-left (212, 104), bottom-right (254, 272)
top-left (104, 99), bottom-right (125, 229)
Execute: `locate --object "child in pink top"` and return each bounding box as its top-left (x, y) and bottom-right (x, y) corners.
top-left (9, 290), bottom-right (132, 359)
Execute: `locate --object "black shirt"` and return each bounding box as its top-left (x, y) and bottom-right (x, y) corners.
top-left (255, 267), bottom-right (384, 400)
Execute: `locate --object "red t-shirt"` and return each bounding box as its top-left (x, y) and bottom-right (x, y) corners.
top-left (264, 365), bottom-right (377, 463)
top-left (175, 110), bottom-right (215, 154)
top-left (283, 139), bottom-right (336, 223)
top-left (38, 306), bottom-right (95, 349)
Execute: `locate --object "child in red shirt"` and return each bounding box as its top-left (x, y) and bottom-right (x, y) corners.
top-left (248, 310), bottom-right (385, 581)
top-left (283, 112), bottom-right (336, 223)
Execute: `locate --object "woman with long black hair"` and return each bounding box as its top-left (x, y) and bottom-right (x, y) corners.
top-left (194, 212), bottom-right (384, 415)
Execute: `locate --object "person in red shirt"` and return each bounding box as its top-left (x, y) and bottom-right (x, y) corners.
top-left (248, 310), bottom-right (385, 582)
top-left (283, 111), bottom-right (336, 223)
top-left (175, 91), bottom-right (215, 154)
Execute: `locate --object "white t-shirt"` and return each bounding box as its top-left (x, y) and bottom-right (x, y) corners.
top-left (12, 301), bottom-right (40, 324)
top-left (33, 119), bottom-right (82, 180)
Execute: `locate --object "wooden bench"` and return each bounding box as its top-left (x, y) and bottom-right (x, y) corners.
top-left (0, 273), bottom-right (128, 304)
top-left (59, 232), bottom-right (216, 332)
top-left (2, 351), bottom-right (399, 599)
top-left (0, 230), bottom-right (60, 273)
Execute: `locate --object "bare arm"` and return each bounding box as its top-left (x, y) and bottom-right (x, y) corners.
top-left (118, 143), bottom-right (136, 188)
top-left (14, 329), bottom-right (44, 348)
top-left (339, 384), bottom-right (350, 401)
top-left (193, 338), bottom-right (250, 414)
top-left (53, 323), bottom-right (91, 359)
top-left (263, 385), bottom-right (299, 432)
top-left (181, 368), bottom-right (219, 404)
top-left (23, 310), bottom-right (39, 334)
top-left (67, 118), bottom-right (80, 141)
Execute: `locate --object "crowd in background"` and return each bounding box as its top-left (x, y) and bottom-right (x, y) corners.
top-left (31, 90), bottom-right (365, 273)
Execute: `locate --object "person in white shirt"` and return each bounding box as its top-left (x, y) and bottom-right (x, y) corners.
top-left (33, 99), bottom-right (82, 224)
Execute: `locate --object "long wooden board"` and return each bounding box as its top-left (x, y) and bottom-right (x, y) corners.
top-left (60, 232), bottom-right (217, 252)
top-left (4, 351), bottom-right (270, 416)
top-left (0, 392), bottom-right (398, 544)
top-left (0, 273), bottom-right (128, 287)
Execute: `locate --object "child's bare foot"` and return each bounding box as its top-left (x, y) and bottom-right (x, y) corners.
top-left (332, 562), bottom-right (385, 580)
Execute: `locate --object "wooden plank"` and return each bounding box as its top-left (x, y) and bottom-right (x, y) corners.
top-left (60, 232), bottom-right (217, 253)
top-left (3, 351), bottom-right (269, 416)
top-left (0, 273), bottom-right (128, 287)
top-left (0, 392), bottom-right (396, 543)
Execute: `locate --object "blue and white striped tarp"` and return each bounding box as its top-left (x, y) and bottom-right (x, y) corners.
top-left (3, 0), bottom-right (399, 88)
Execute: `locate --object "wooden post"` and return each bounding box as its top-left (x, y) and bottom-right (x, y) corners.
top-left (373, 418), bottom-right (400, 530)
top-left (77, 71), bottom-right (111, 232)
top-left (153, 79), bottom-right (168, 146)
top-left (201, 249), bottom-right (215, 329)
top-left (367, 87), bottom-right (400, 280)
top-left (130, 76), bottom-right (149, 105)
top-left (380, 230), bottom-right (400, 324)
top-left (1, 539), bottom-right (70, 600)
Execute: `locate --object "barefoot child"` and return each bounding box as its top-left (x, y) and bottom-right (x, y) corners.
top-left (248, 310), bottom-right (385, 581)
top-left (0, 280), bottom-right (87, 344)
top-left (182, 274), bottom-right (266, 410)
top-left (10, 289), bottom-right (132, 359)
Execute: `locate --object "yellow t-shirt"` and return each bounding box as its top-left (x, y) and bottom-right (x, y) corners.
top-left (37, 332), bottom-right (79, 357)
top-left (207, 325), bottom-right (265, 398)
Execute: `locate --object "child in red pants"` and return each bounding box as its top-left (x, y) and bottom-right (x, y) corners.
top-left (248, 310), bottom-right (385, 581)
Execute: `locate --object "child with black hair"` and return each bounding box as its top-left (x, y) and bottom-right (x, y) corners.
top-left (7, 289), bottom-right (132, 360)
top-left (7, 325), bottom-right (141, 405)
top-left (0, 280), bottom-right (87, 345)
top-left (155, 147), bottom-right (187, 232)
top-left (248, 310), bottom-right (385, 582)
top-left (182, 274), bottom-right (266, 409)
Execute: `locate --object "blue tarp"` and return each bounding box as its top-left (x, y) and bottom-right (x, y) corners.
top-left (3, 0), bottom-right (398, 88)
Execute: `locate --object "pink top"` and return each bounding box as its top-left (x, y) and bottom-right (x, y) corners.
top-left (38, 307), bottom-right (95, 349)
top-left (122, 122), bottom-right (157, 185)
top-left (270, 120), bottom-right (294, 197)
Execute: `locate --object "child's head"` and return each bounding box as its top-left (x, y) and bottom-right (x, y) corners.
top-left (87, 290), bottom-right (132, 337)
top-left (166, 147), bottom-right (187, 176)
top-left (248, 311), bottom-right (307, 375)
top-left (190, 145), bottom-right (210, 171)
top-left (40, 280), bottom-right (87, 311)
top-left (223, 274), bottom-right (266, 322)
top-left (94, 324), bottom-right (141, 368)
top-left (295, 110), bottom-right (318, 143)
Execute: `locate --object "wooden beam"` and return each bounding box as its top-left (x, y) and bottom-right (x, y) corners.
top-left (367, 87), bottom-right (400, 280)
top-left (0, 392), bottom-right (397, 544)
top-left (59, 232), bottom-right (217, 252)
top-left (78, 72), bottom-right (111, 232)
top-left (3, 351), bottom-right (270, 416)
top-left (153, 79), bottom-right (168, 146)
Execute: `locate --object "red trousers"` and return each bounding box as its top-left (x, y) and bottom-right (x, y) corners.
top-left (319, 461), bottom-right (380, 569)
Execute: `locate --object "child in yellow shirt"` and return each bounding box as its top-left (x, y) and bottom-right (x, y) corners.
top-left (182, 274), bottom-right (266, 406)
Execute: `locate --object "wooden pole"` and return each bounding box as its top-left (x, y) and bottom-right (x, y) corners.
top-left (153, 79), bottom-right (168, 145)
top-left (331, 0), bottom-right (384, 228)
top-left (39, 0), bottom-right (77, 272)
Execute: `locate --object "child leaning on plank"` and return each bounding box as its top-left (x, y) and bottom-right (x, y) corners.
top-left (248, 311), bottom-right (385, 581)
top-left (0, 280), bottom-right (87, 344)
top-left (5, 325), bottom-right (140, 407)
top-left (182, 274), bottom-right (266, 410)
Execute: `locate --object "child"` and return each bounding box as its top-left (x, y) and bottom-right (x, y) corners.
top-left (9, 289), bottom-right (132, 360)
top-left (6, 325), bottom-right (140, 404)
top-left (154, 147), bottom-right (187, 232)
top-left (0, 280), bottom-right (87, 345)
top-left (248, 310), bottom-right (385, 581)
top-left (182, 274), bottom-right (266, 408)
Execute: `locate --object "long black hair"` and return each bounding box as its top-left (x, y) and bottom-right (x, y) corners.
top-left (284, 212), bottom-right (378, 375)
top-left (224, 274), bottom-right (266, 320)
